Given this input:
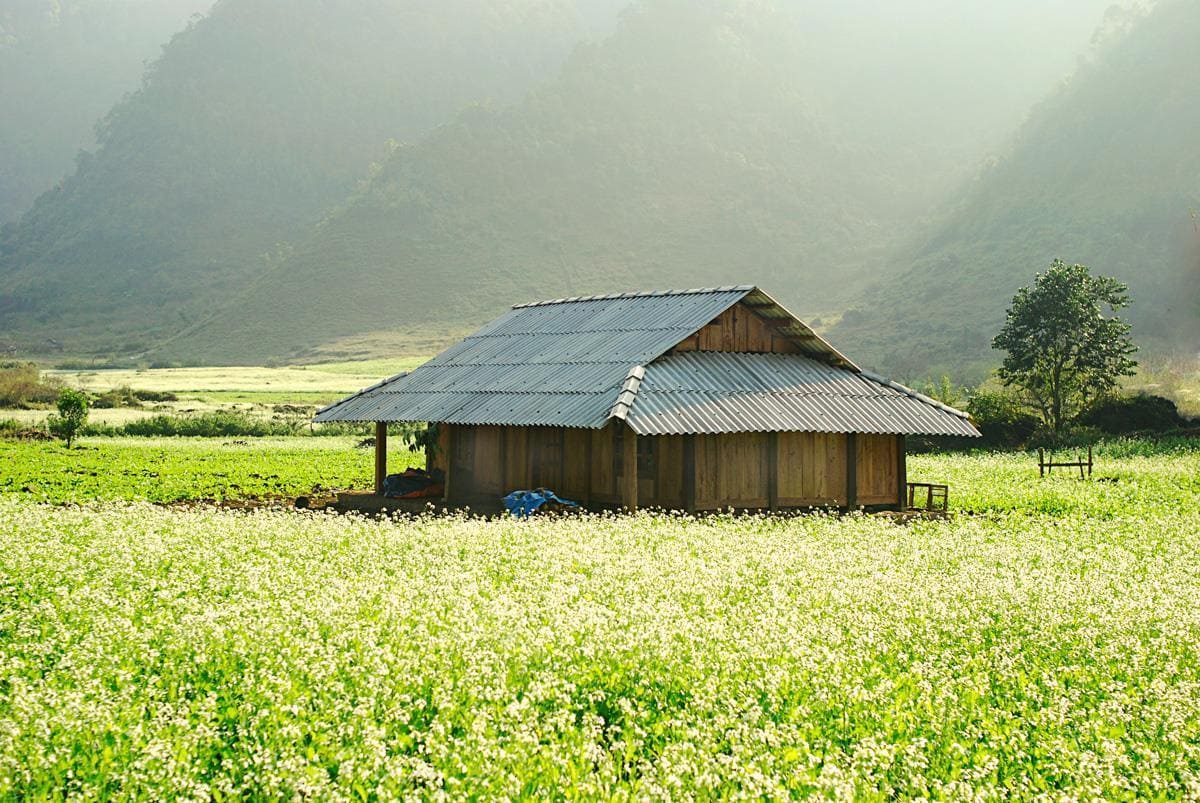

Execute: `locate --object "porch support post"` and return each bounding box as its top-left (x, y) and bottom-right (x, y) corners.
top-left (897, 435), bottom-right (908, 512)
top-left (621, 425), bottom-right (638, 512)
top-left (846, 432), bottom-right (858, 510)
top-left (374, 422), bottom-right (388, 496)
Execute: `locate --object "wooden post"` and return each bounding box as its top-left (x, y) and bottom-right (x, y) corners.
top-left (374, 422), bottom-right (388, 496)
top-left (621, 426), bottom-right (638, 512)
top-left (442, 425), bottom-right (453, 502)
top-left (1039, 448), bottom-right (1045, 478)
top-left (682, 434), bottom-right (696, 514)
top-left (767, 431), bottom-right (779, 512)
top-left (498, 427), bottom-right (510, 494)
top-left (896, 434), bottom-right (908, 512)
top-left (583, 429), bottom-right (593, 507)
top-left (846, 432), bottom-right (858, 510)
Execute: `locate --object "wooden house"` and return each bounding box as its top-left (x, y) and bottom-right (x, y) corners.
top-left (316, 286), bottom-right (979, 512)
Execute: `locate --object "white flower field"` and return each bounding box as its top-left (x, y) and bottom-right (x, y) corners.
top-left (2, 444), bottom-right (1200, 798)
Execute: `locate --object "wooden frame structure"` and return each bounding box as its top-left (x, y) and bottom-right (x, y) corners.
top-left (320, 286), bottom-right (980, 514)
top-left (404, 423), bottom-right (910, 513)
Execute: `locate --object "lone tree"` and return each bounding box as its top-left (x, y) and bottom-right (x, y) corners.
top-left (992, 260), bottom-right (1137, 437)
top-left (49, 388), bottom-right (89, 448)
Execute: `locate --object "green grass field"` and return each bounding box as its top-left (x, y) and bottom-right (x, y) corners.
top-left (0, 437), bottom-right (423, 504)
top-left (2, 440), bottom-right (1200, 796)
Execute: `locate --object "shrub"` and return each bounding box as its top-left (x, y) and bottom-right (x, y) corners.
top-left (133, 389), bottom-right (179, 402)
top-left (1080, 393), bottom-right (1191, 434)
top-left (966, 389), bottom-right (1041, 448)
top-left (92, 386), bottom-right (142, 409)
top-left (116, 411), bottom-right (304, 438)
top-left (48, 388), bottom-right (89, 448)
top-left (0, 362), bottom-right (61, 407)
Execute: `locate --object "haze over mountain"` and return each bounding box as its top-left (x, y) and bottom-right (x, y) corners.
top-left (187, 0), bottom-right (1121, 363)
top-left (0, 0), bottom-right (623, 353)
top-left (1, 0), bottom-right (1169, 370)
top-left (0, 0), bottom-right (211, 224)
top-left (831, 0), bottom-right (1200, 381)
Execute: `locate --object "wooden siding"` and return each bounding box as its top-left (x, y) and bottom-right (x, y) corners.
top-left (856, 433), bottom-right (900, 506)
top-left (694, 432), bottom-right (770, 510)
top-left (670, 303), bottom-right (801, 355)
top-left (776, 431), bottom-right (847, 507)
top-left (438, 423), bottom-right (901, 511)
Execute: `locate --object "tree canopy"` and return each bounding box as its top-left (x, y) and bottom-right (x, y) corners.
top-left (991, 260), bottom-right (1137, 437)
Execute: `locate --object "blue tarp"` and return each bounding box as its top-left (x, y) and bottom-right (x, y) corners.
top-left (503, 489), bottom-right (579, 518)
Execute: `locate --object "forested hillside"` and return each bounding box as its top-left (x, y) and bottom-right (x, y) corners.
top-left (832, 0), bottom-right (1200, 381)
top-left (0, 0), bottom-right (210, 223)
top-left (0, 0), bottom-right (1135, 365)
top-left (180, 0), bottom-right (1117, 363)
top-left (0, 0), bottom-right (618, 354)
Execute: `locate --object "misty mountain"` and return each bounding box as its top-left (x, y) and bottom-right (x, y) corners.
top-left (181, 0), bottom-right (1120, 363)
top-left (0, 0), bottom-right (621, 353)
top-left (0, 0), bottom-right (1129, 365)
top-left (831, 0), bottom-right (1200, 382)
top-left (0, 0), bottom-right (210, 224)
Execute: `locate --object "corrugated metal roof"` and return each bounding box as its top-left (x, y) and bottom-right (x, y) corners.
top-left (623, 352), bottom-right (980, 437)
top-left (314, 286), bottom-right (978, 437)
top-left (315, 287), bottom-right (756, 426)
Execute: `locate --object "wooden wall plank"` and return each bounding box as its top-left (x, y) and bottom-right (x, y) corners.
top-left (856, 433), bottom-right (899, 506)
top-left (472, 426), bottom-right (503, 496)
top-left (672, 303), bottom-right (785, 355)
top-left (442, 425), bottom-right (453, 502)
top-left (590, 423), bottom-right (616, 502)
top-left (621, 426), bottom-right (638, 511)
top-left (767, 431), bottom-right (778, 510)
top-left (777, 431), bottom-right (847, 506)
top-left (527, 426), bottom-right (564, 491)
top-left (846, 432), bottom-right (858, 509)
top-left (637, 435), bottom-right (684, 510)
top-left (563, 429), bottom-right (591, 499)
top-left (682, 435), bottom-right (696, 513)
top-left (695, 434), bottom-right (719, 508)
top-left (503, 427), bottom-right (529, 492)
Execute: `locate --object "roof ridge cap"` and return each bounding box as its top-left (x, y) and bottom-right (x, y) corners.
top-left (513, 285), bottom-right (755, 309)
top-left (607, 364), bottom-right (646, 422)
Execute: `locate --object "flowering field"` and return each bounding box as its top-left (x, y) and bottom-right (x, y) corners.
top-left (2, 444), bottom-right (1200, 798)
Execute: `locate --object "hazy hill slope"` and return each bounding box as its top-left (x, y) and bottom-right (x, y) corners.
top-left (831, 0), bottom-right (1200, 381)
top-left (0, 0), bottom-right (211, 224)
top-left (175, 0), bottom-right (902, 362)
top-left (181, 0), bottom-right (1124, 364)
top-left (0, 0), bottom-right (613, 353)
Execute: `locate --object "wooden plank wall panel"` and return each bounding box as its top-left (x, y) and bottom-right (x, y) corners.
top-left (654, 436), bottom-right (685, 510)
top-left (471, 426), bottom-right (504, 496)
top-left (636, 437), bottom-right (656, 506)
top-left (668, 303), bottom-right (807, 356)
top-left (776, 431), bottom-right (847, 506)
top-left (449, 425), bottom-right (474, 501)
top-left (856, 434), bottom-right (899, 506)
top-left (719, 432), bottom-right (769, 508)
top-left (695, 433), bottom-right (769, 509)
top-left (562, 429), bottom-right (591, 499)
top-left (589, 423), bottom-right (618, 503)
top-left (527, 427), bottom-right (564, 491)
top-left (695, 434), bottom-right (721, 509)
top-left (503, 427), bottom-right (529, 493)
top-left (427, 424), bottom-right (450, 474)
